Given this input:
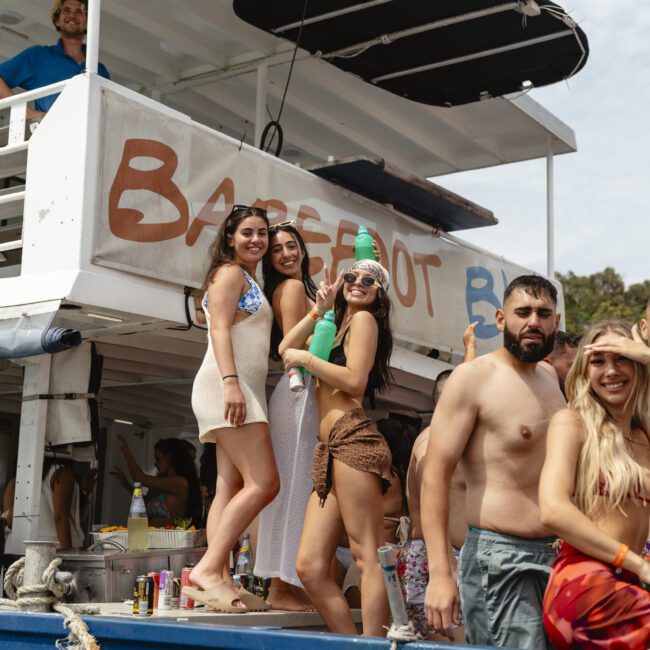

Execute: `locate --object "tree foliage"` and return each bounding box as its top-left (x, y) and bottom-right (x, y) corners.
top-left (556, 267), bottom-right (649, 335)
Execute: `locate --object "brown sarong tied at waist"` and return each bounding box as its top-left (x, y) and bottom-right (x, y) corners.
top-left (312, 408), bottom-right (392, 506)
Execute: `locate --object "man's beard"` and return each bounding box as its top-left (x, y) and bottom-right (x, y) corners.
top-left (503, 325), bottom-right (555, 363)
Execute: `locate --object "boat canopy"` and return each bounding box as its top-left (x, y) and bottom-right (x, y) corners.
top-left (233, 0), bottom-right (589, 106)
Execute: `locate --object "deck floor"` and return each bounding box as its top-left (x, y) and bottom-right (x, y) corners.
top-left (91, 601), bottom-right (361, 631)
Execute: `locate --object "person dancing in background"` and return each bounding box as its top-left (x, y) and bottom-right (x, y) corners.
top-left (254, 222), bottom-right (318, 611)
top-left (281, 260), bottom-right (393, 636)
top-left (540, 321), bottom-right (650, 649)
top-left (111, 436), bottom-right (202, 528)
top-left (186, 206), bottom-right (279, 613)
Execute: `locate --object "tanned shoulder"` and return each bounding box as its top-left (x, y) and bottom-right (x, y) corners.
top-left (275, 278), bottom-right (305, 297)
top-left (350, 309), bottom-right (377, 329)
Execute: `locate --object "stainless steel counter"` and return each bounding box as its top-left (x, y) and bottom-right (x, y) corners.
top-left (59, 546), bottom-right (206, 603)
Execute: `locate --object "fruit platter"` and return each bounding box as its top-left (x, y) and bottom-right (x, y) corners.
top-left (91, 519), bottom-right (206, 549)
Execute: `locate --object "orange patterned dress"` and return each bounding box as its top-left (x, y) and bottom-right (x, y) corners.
top-left (543, 542), bottom-right (650, 649)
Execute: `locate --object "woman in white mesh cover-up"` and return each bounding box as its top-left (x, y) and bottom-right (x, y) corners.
top-left (255, 223), bottom-right (319, 611)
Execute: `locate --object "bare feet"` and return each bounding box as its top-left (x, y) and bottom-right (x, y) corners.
top-left (268, 584), bottom-right (316, 612)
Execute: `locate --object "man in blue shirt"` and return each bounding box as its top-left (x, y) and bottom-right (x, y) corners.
top-left (0, 0), bottom-right (109, 121)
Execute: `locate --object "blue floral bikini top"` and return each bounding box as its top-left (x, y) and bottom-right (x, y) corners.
top-left (202, 269), bottom-right (263, 315)
top-left (236, 270), bottom-right (263, 314)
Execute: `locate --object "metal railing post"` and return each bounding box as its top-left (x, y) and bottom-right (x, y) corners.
top-left (85, 0), bottom-right (102, 74)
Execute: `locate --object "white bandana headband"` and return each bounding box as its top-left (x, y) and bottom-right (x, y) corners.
top-left (349, 260), bottom-right (390, 291)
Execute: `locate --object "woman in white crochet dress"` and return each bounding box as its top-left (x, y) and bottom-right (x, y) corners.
top-left (256, 223), bottom-right (319, 611)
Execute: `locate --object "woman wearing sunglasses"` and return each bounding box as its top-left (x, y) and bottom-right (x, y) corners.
top-left (279, 259), bottom-right (393, 636)
top-left (187, 205), bottom-right (279, 613)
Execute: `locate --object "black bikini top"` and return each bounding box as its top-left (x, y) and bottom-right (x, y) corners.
top-left (328, 328), bottom-right (380, 406)
top-left (328, 330), bottom-right (348, 367)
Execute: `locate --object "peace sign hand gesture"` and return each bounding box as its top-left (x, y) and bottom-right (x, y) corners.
top-left (315, 264), bottom-right (345, 315)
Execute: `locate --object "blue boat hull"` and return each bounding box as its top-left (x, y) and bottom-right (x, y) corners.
top-left (0, 611), bottom-right (509, 649)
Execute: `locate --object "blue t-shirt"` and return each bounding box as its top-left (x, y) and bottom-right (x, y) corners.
top-left (0, 39), bottom-right (110, 112)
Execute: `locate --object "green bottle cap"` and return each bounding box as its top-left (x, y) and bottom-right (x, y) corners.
top-left (358, 225), bottom-right (368, 235)
top-left (324, 310), bottom-right (335, 321)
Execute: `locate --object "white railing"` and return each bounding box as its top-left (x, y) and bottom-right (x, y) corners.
top-left (0, 80), bottom-right (69, 148)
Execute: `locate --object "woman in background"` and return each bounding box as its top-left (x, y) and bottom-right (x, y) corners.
top-left (540, 321), bottom-right (650, 649)
top-left (112, 436), bottom-right (202, 527)
top-left (4, 456), bottom-right (85, 550)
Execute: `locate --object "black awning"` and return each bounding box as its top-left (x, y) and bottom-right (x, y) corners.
top-left (233, 1), bottom-right (588, 107)
top-left (308, 157), bottom-right (496, 232)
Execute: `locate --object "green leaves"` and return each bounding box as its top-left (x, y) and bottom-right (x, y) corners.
top-left (556, 267), bottom-right (649, 334)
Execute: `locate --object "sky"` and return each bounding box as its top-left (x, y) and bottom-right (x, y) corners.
top-left (440, 1), bottom-right (650, 287)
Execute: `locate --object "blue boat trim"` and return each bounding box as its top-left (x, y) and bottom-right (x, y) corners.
top-left (0, 611), bottom-right (519, 649)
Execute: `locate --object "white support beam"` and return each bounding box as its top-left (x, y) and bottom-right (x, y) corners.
top-left (85, 0), bottom-right (101, 74)
top-left (7, 355), bottom-right (52, 554)
top-left (546, 134), bottom-right (555, 279)
top-left (255, 63), bottom-right (268, 148)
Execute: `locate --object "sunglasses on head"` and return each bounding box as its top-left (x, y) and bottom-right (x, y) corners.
top-left (268, 219), bottom-right (296, 232)
top-left (231, 204), bottom-right (268, 217)
top-left (343, 272), bottom-right (379, 287)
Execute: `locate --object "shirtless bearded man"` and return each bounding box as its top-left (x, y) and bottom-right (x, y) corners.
top-left (421, 275), bottom-right (566, 649)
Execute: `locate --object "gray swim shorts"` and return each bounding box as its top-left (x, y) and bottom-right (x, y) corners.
top-left (459, 526), bottom-right (556, 650)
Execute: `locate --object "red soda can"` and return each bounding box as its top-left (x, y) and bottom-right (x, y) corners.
top-left (180, 566), bottom-right (195, 609)
top-left (148, 572), bottom-right (160, 610)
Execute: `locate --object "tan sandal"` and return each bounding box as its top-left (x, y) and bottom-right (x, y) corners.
top-left (237, 587), bottom-right (270, 612)
top-left (182, 583), bottom-right (248, 613)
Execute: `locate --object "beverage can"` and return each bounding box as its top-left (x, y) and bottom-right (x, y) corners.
top-left (147, 572), bottom-right (160, 610)
top-left (134, 575), bottom-right (154, 616)
top-left (158, 570), bottom-right (173, 610)
top-left (288, 367), bottom-right (305, 392)
top-left (172, 578), bottom-right (180, 609)
top-left (179, 566), bottom-right (194, 609)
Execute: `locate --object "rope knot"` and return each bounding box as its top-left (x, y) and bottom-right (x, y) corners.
top-left (1, 555), bottom-right (100, 649)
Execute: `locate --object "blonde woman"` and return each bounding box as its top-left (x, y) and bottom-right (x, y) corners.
top-left (539, 320), bottom-right (650, 649)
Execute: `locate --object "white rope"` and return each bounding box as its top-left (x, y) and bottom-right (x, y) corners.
top-left (386, 620), bottom-right (423, 650)
top-left (1, 556), bottom-right (100, 650)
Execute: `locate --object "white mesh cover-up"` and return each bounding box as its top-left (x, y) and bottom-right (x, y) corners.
top-left (255, 371), bottom-right (318, 587)
top-left (192, 277), bottom-right (272, 442)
